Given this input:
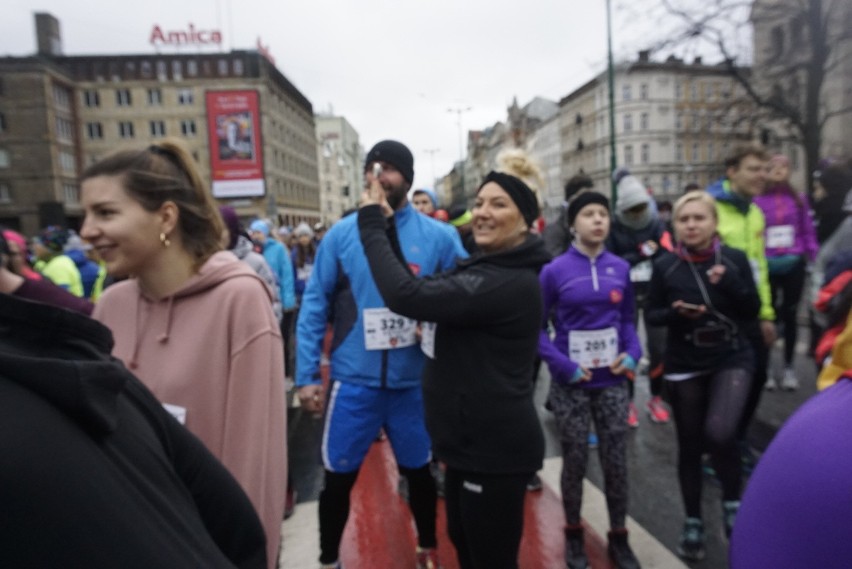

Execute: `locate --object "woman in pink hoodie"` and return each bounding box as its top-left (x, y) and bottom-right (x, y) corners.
top-left (79, 139), bottom-right (286, 569)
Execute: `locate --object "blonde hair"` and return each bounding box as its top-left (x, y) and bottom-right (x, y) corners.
top-left (81, 138), bottom-right (224, 266)
top-left (672, 190), bottom-right (718, 241)
top-left (495, 148), bottom-right (544, 206)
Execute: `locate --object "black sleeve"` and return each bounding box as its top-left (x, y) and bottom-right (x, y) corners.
top-left (645, 256), bottom-right (676, 326)
top-left (358, 205), bottom-right (507, 326)
top-left (128, 379), bottom-right (267, 569)
top-left (716, 249), bottom-right (761, 320)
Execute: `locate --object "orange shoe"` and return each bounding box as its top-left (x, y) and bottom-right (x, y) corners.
top-left (627, 402), bottom-right (639, 428)
top-left (646, 396), bottom-right (671, 423)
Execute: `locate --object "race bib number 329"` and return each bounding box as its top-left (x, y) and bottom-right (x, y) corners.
top-left (363, 308), bottom-right (418, 351)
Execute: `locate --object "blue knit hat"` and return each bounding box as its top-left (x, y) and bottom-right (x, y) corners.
top-left (249, 219), bottom-right (271, 237)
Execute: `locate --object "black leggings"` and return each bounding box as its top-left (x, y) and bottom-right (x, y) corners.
top-left (443, 468), bottom-right (530, 569)
top-left (549, 382), bottom-right (630, 529)
top-left (769, 258), bottom-right (807, 365)
top-left (668, 368), bottom-right (752, 518)
top-left (318, 465), bottom-right (437, 564)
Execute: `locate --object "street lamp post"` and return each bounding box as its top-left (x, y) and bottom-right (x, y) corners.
top-left (448, 106), bottom-right (472, 200)
top-left (606, 0), bottom-right (618, 204)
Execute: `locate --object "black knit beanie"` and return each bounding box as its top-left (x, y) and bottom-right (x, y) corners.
top-left (365, 140), bottom-right (414, 184)
top-left (567, 192), bottom-right (610, 226)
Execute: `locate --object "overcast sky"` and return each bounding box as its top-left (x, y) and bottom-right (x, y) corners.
top-left (1, 0), bottom-right (727, 189)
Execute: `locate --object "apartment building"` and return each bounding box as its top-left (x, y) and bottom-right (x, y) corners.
top-left (0, 13), bottom-right (319, 235)
top-left (315, 114), bottom-right (363, 224)
top-left (560, 51), bottom-right (755, 201)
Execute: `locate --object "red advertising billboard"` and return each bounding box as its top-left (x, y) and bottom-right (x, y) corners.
top-left (205, 90), bottom-right (265, 198)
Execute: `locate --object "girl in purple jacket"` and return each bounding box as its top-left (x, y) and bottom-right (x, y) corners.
top-left (538, 192), bottom-right (643, 569)
top-left (754, 154), bottom-right (818, 390)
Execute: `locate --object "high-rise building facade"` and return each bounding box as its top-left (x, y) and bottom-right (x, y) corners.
top-left (0, 13), bottom-right (320, 235)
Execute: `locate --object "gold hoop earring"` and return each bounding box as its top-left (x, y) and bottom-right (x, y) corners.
top-left (159, 232), bottom-right (171, 248)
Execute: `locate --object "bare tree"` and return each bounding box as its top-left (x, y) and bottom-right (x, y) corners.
top-left (642, 0), bottom-right (852, 193)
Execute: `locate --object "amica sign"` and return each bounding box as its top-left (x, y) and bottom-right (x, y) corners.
top-left (150, 24), bottom-right (223, 46)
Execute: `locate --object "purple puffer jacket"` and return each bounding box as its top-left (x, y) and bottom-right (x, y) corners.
top-left (754, 184), bottom-right (819, 261)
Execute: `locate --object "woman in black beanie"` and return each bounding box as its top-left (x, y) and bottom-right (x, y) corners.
top-left (358, 151), bottom-right (550, 569)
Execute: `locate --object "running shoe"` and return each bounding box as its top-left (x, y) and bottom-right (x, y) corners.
top-left (781, 367), bottom-right (799, 391)
top-left (765, 376), bottom-right (778, 391)
top-left (319, 562), bottom-right (341, 569)
top-left (416, 547), bottom-right (441, 569)
top-left (627, 402), bottom-right (639, 428)
top-left (588, 431), bottom-right (599, 449)
top-left (676, 517), bottom-right (706, 561)
top-left (646, 396), bottom-right (670, 423)
top-left (607, 529), bottom-right (640, 569)
top-left (723, 500), bottom-right (740, 537)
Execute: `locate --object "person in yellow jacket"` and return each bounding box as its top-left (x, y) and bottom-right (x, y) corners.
top-left (32, 226), bottom-right (84, 297)
top-left (706, 143), bottom-right (778, 471)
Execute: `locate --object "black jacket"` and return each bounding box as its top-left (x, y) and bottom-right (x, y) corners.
top-left (0, 294), bottom-right (266, 569)
top-left (359, 205), bottom-right (550, 474)
top-left (605, 217), bottom-right (669, 268)
top-left (645, 246), bottom-right (760, 375)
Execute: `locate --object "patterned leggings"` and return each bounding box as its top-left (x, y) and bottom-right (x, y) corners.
top-left (548, 381), bottom-right (630, 528)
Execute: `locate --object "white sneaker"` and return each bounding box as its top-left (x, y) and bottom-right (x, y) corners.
top-left (781, 368), bottom-right (799, 391)
top-left (765, 377), bottom-right (778, 391)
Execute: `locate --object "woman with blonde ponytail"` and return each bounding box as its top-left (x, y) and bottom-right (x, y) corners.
top-left (80, 139), bottom-right (286, 569)
top-left (358, 150), bottom-right (551, 568)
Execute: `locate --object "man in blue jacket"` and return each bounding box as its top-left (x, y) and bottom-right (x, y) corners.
top-left (296, 140), bottom-right (466, 569)
top-left (250, 218), bottom-right (296, 380)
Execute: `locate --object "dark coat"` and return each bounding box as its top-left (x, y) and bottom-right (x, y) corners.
top-left (0, 293), bottom-right (267, 569)
top-left (359, 205), bottom-right (551, 474)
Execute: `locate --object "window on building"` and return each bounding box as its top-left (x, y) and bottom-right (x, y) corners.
top-left (86, 122), bottom-right (103, 139)
top-left (83, 90), bottom-right (100, 107)
top-left (692, 113), bottom-right (700, 131)
top-left (172, 60), bottom-right (183, 80)
top-left (150, 120), bottom-right (166, 137)
top-left (676, 82), bottom-right (683, 99)
top-left (641, 143), bottom-right (650, 164)
top-left (640, 112), bottom-right (649, 131)
top-left (116, 89), bottom-right (132, 107)
top-left (118, 121), bottom-right (135, 138)
top-left (708, 142), bottom-right (715, 162)
top-left (218, 59), bottom-right (229, 75)
top-left (624, 144), bottom-right (634, 165)
top-left (178, 89), bottom-right (194, 105)
top-left (140, 60), bottom-right (153, 78)
top-left (63, 183), bottom-right (80, 205)
top-left (622, 84), bottom-right (632, 101)
top-left (623, 114), bottom-right (633, 132)
top-left (691, 82), bottom-right (698, 100)
top-left (53, 85), bottom-right (71, 109)
top-left (0, 183), bottom-right (10, 203)
top-left (0, 149), bottom-right (9, 168)
top-left (676, 113), bottom-right (683, 130)
top-left (59, 151), bottom-right (76, 173)
top-left (56, 117), bottom-right (74, 141)
top-left (676, 142), bottom-right (683, 162)
top-left (770, 25), bottom-right (785, 59)
top-left (180, 119), bottom-right (196, 136)
top-left (187, 59), bottom-right (198, 77)
top-left (233, 59), bottom-right (244, 76)
top-left (640, 83), bottom-right (649, 100)
top-left (156, 61), bottom-right (167, 80)
top-left (147, 88), bottom-right (162, 105)
top-left (692, 142), bottom-right (700, 162)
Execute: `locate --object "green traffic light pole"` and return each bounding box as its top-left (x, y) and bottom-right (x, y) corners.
top-left (606, 0), bottom-right (618, 204)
